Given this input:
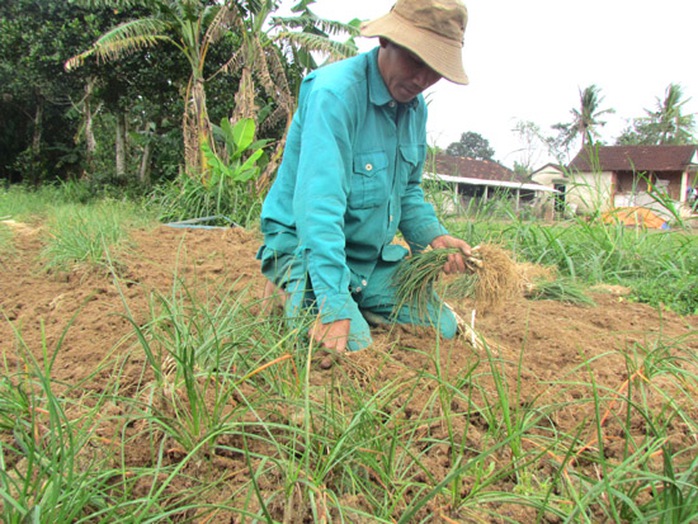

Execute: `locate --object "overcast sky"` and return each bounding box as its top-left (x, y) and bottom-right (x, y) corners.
top-left (281, 0), bottom-right (698, 168)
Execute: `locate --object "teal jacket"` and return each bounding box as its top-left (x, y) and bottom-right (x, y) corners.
top-left (260, 47), bottom-right (448, 322)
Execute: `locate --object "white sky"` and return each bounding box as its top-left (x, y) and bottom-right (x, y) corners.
top-left (281, 0), bottom-right (698, 168)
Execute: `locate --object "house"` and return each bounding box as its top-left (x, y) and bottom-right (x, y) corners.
top-left (530, 163), bottom-right (566, 188)
top-left (425, 154), bottom-right (557, 214)
top-left (530, 163), bottom-right (567, 216)
top-left (563, 145), bottom-right (698, 216)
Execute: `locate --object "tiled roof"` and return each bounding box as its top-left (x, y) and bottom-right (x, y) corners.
top-left (568, 145), bottom-right (698, 172)
top-left (530, 163), bottom-right (565, 176)
top-left (433, 154), bottom-right (521, 182)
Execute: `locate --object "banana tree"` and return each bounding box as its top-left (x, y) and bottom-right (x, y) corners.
top-left (66, 0), bottom-right (359, 183)
top-left (66, 0), bottom-right (251, 176)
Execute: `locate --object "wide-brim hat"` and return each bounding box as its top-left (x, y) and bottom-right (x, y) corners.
top-left (360, 0), bottom-right (469, 85)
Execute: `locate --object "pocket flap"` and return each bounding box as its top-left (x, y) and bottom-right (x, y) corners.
top-left (399, 144), bottom-right (423, 166)
top-left (354, 151), bottom-right (388, 176)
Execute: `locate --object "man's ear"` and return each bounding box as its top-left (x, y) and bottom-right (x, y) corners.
top-left (378, 37), bottom-right (389, 48)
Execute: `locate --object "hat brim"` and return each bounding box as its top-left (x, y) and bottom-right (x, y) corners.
top-left (361, 12), bottom-right (469, 85)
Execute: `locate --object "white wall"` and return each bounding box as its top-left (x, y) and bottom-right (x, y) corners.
top-left (531, 166), bottom-right (566, 188)
top-left (567, 171), bottom-right (614, 213)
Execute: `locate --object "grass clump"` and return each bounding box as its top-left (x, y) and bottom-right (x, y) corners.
top-left (2, 188), bottom-right (697, 522)
top-left (0, 185), bottom-right (62, 223)
top-left (0, 324), bottom-right (120, 523)
top-left (527, 277), bottom-right (597, 305)
top-left (40, 201), bottom-right (154, 273)
top-left (392, 248), bottom-right (460, 320)
top-left (447, 212), bottom-right (698, 315)
top-left (393, 243), bottom-right (521, 318)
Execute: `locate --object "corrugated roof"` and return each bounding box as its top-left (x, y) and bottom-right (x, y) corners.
top-left (568, 145), bottom-right (698, 172)
top-left (434, 154), bottom-right (522, 182)
top-left (424, 173), bottom-right (559, 193)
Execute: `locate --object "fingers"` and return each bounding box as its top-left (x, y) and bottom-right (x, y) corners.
top-left (310, 318), bottom-right (350, 353)
top-left (443, 251), bottom-right (466, 274)
top-left (318, 354), bottom-right (335, 369)
top-left (459, 242), bottom-right (473, 258)
top-left (431, 234), bottom-right (472, 264)
top-left (311, 322), bottom-right (347, 370)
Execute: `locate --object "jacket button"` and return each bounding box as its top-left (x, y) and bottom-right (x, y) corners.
top-left (365, 163), bottom-right (373, 171)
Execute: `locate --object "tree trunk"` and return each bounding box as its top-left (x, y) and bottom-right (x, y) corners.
top-left (138, 139), bottom-right (153, 186)
top-left (183, 75), bottom-right (211, 178)
top-left (30, 98), bottom-right (43, 186)
top-left (84, 79), bottom-right (98, 177)
top-left (115, 111), bottom-right (127, 181)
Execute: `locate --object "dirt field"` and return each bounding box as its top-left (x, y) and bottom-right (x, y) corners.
top-left (1, 223), bottom-right (697, 521)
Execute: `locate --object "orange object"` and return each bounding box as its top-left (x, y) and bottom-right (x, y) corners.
top-left (602, 207), bottom-right (668, 229)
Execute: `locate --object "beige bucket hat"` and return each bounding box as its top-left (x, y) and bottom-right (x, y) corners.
top-left (360, 0), bottom-right (469, 85)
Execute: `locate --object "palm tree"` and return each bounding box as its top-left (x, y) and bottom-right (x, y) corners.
top-left (615, 83), bottom-right (696, 146)
top-left (650, 83), bottom-right (695, 144)
top-left (552, 84), bottom-right (615, 157)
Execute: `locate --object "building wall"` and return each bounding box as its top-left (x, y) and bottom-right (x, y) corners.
top-left (531, 167), bottom-right (565, 188)
top-left (567, 171), bottom-right (614, 213)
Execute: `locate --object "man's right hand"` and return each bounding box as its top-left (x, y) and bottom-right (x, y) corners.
top-left (309, 318), bottom-right (350, 355)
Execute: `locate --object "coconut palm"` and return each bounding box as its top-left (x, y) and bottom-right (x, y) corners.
top-left (649, 83), bottom-right (695, 145)
top-left (552, 84), bottom-right (615, 157)
top-left (615, 83), bottom-right (696, 146)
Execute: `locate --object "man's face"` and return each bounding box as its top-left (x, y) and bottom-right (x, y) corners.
top-left (377, 40), bottom-right (442, 103)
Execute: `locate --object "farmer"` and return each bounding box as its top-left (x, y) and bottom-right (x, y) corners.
top-left (257, 0), bottom-right (473, 355)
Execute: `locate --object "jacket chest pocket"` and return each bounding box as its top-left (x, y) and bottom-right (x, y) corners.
top-left (348, 152), bottom-right (390, 209)
top-left (397, 144), bottom-right (422, 185)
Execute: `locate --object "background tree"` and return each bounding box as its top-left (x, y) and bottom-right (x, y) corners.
top-left (445, 131), bottom-right (495, 160)
top-left (616, 83), bottom-right (696, 145)
top-left (0, 0), bottom-right (183, 187)
top-left (551, 84), bottom-right (614, 159)
top-left (67, 0), bottom-right (248, 177)
top-left (0, 0), bottom-right (105, 184)
top-left (270, 0), bottom-right (360, 90)
top-left (511, 119), bottom-right (548, 175)
top-left (67, 0), bottom-right (358, 182)
top-left (221, 0), bottom-right (359, 190)
top-left (90, 46), bottom-right (188, 185)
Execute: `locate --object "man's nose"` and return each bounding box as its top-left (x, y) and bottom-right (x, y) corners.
top-left (415, 67), bottom-right (441, 89)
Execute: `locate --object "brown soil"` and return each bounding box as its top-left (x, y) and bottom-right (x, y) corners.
top-left (1, 223), bottom-right (697, 522)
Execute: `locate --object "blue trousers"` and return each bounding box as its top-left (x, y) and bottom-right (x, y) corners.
top-left (259, 247), bottom-right (457, 351)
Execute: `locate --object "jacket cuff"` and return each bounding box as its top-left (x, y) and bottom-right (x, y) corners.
top-left (316, 291), bottom-right (359, 323)
top-left (406, 222), bottom-right (449, 253)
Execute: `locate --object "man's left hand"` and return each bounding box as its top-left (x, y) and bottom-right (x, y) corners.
top-left (430, 235), bottom-right (472, 274)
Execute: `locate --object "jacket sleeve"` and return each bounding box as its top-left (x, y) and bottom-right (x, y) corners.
top-left (293, 85), bottom-right (360, 323)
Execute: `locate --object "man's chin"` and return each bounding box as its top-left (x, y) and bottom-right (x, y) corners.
top-left (392, 86), bottom-right (418, 104)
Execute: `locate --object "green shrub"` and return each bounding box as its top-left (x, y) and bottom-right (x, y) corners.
top-left (153, 118), bottom-right (270, 228)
